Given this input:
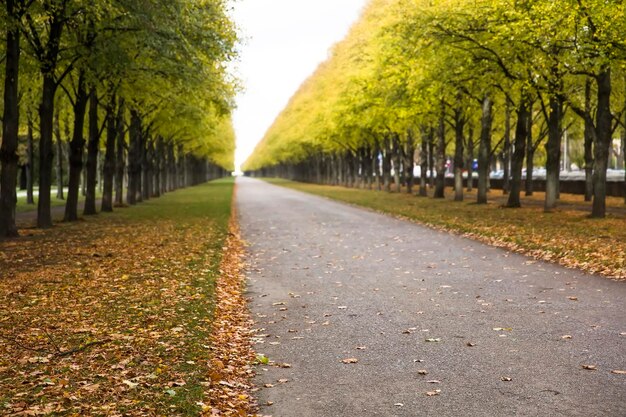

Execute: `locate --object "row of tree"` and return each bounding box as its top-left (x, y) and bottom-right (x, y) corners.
top-left (243, 0), bottom-right (626, 217)
top-left (0, 0), bottom-right (238, 238)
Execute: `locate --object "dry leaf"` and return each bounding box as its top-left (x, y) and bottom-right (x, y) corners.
top-left (426, 389), bottom-right (441, 396)
top-left (611, 370), bottom-right (626, 374)
top-left (582, 365), bottom-right (597, 370)
top-left (341, 358), bottom-right (358, 364)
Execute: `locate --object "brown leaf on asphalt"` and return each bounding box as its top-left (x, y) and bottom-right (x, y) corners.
top-left (418, 370), bottom-right (429, 375)
top-left (611, 370), bottom-right (626, 374)
top-left (341, 358), bottom-right (359, 364)
top-left (500, 377), bottom-right (512, 382)
top-left (568, 296), bottom-right (579, 301)
top-left (426, 390), bottom-right (441, 396)
top-left (466, 342), bottom-right (476, 347)
top-left (277, 379), bottom-right (289, 384)
top-left (582, 365), bottom-right (597, 370)
top-left (561, 335), bottom-right (573, 339)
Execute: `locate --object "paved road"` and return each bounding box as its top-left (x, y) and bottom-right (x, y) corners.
top-left (236, 177), bottom-right (626, 417)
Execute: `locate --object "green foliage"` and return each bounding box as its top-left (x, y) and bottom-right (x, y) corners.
top-left (243, 0), bottom-right (626, 174)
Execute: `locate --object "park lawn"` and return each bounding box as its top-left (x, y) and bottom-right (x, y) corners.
top-left (16, 188), bottom-right (103, 213)
top-left (0, 178), bottom-right (254, 416)
top-left (265, 178), bottom-right (626, 280)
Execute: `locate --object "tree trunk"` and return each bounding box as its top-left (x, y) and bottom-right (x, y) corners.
top-left (127, 110), bottom-right (141, 205)
top-left (392, 134), bottom-right (401, 192)
top-left (502, 101), bottom-right (511, 194)
top-left (466, 126), bottom-right (474, 192)
top-left (114, 100), bottom-right (125, 206)
top-left (0, 5), bottom-right (20, 237)
top-left (37, 11), bottom-right (64, 228)
top-left (374, 145), bottom-right (381, 191)
top-left (64, 73), bottom-right (88, 222)
top-left (583, 79), bottom-right (594, 202)
top-left (404, 131), bottom-right (415, 194)
top-left (142, 137), bottom-right (151, 200)
top-left (525, 103), bottom-right (535, 196)
top-left (419, 128), bottom-right (428, 196)
top-left (434, 102), bottom-right (446, 198)
top-left (477, 94), bottom-right (493, 204)
top-left (544, 94), bottom-right (563, 211)
top-left (84, 87), bottom-right (99, 215)
top-left (26, 114), bottom-right (35, 204)
top-left (101, 96), bottom-right (116, 212)
top-left (54, 111), bottom-right (64, 200)
top-left (506, 92), bottom-right (530, 208)
top-left (382, 138), bottom-right (392, 192)
top-left (453, 106), bottom-right (465, 202)
top-left (37, 75), bottom-right (59, 228)
top-left (428, 132), bottom-right (435, 187)
top-left (591, 67), bottom-right (612, 218)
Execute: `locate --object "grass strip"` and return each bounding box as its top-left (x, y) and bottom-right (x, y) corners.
top-left (1, 178), bottom-right (235, 416)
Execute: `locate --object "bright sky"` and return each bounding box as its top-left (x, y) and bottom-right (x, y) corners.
top-left (231, 0), bottom-right (368, 172)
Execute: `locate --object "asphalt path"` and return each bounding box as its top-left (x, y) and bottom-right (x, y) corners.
top-left (236, 177), bottom-right (626, 417)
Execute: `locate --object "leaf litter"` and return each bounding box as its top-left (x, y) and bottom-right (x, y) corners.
top-left (0, 183), bottom-right (260, 416)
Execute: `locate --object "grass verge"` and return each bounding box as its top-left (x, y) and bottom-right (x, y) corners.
top-left (16, 189), bottom-right (103, 213)
top-left (0, 178), bottom-right (238, 416)
top-left (264, 178), bottom-right (626, 280)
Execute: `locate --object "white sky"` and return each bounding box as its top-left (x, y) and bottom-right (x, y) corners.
top-left (231, 0), bottom-right (368, 172)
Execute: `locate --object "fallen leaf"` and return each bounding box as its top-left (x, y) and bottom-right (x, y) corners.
top-left (500, 377), bottom-right (512, 382)
top-left (418, 370), bottom-right (429, 375)
top-left (341, 358), bottom-right (358, 364)
top-left (568, 296), bottom-right (578, 301)
top-left (561, 335), bottom-right (572, 339)
top-left (277, 379), bottom-right (289, 384)
top-left (492, 327), bottom-right (513, 331)
top-left (611, 370), bottom-right (626, 374)
top-left (582, 365), bottom-right (597, 370)
top-left (264, 384), bottom-right (274, 388)
top-left (426, 389), bottom-right (441, 396)
top-left (425, 338), bottom-right (441, 342)
top-left (123, 380), bottom-right (139, 389)
top-left (466, 342), bottom-right (476, 347)
top-left (394, 403), bottom-right (404, 407)
top-left (427, 380), bottom-right (441, 384)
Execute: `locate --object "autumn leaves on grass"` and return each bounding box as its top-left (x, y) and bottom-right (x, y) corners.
top-left (0, 180), bottom-right (257, 416)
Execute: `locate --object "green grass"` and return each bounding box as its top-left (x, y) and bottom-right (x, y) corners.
top-left (263, 178), bottom-right (626, 279)
top-left (1, 178), bottom-right (235, 416)
top-left (16, 189), bottom-right (103, 213)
